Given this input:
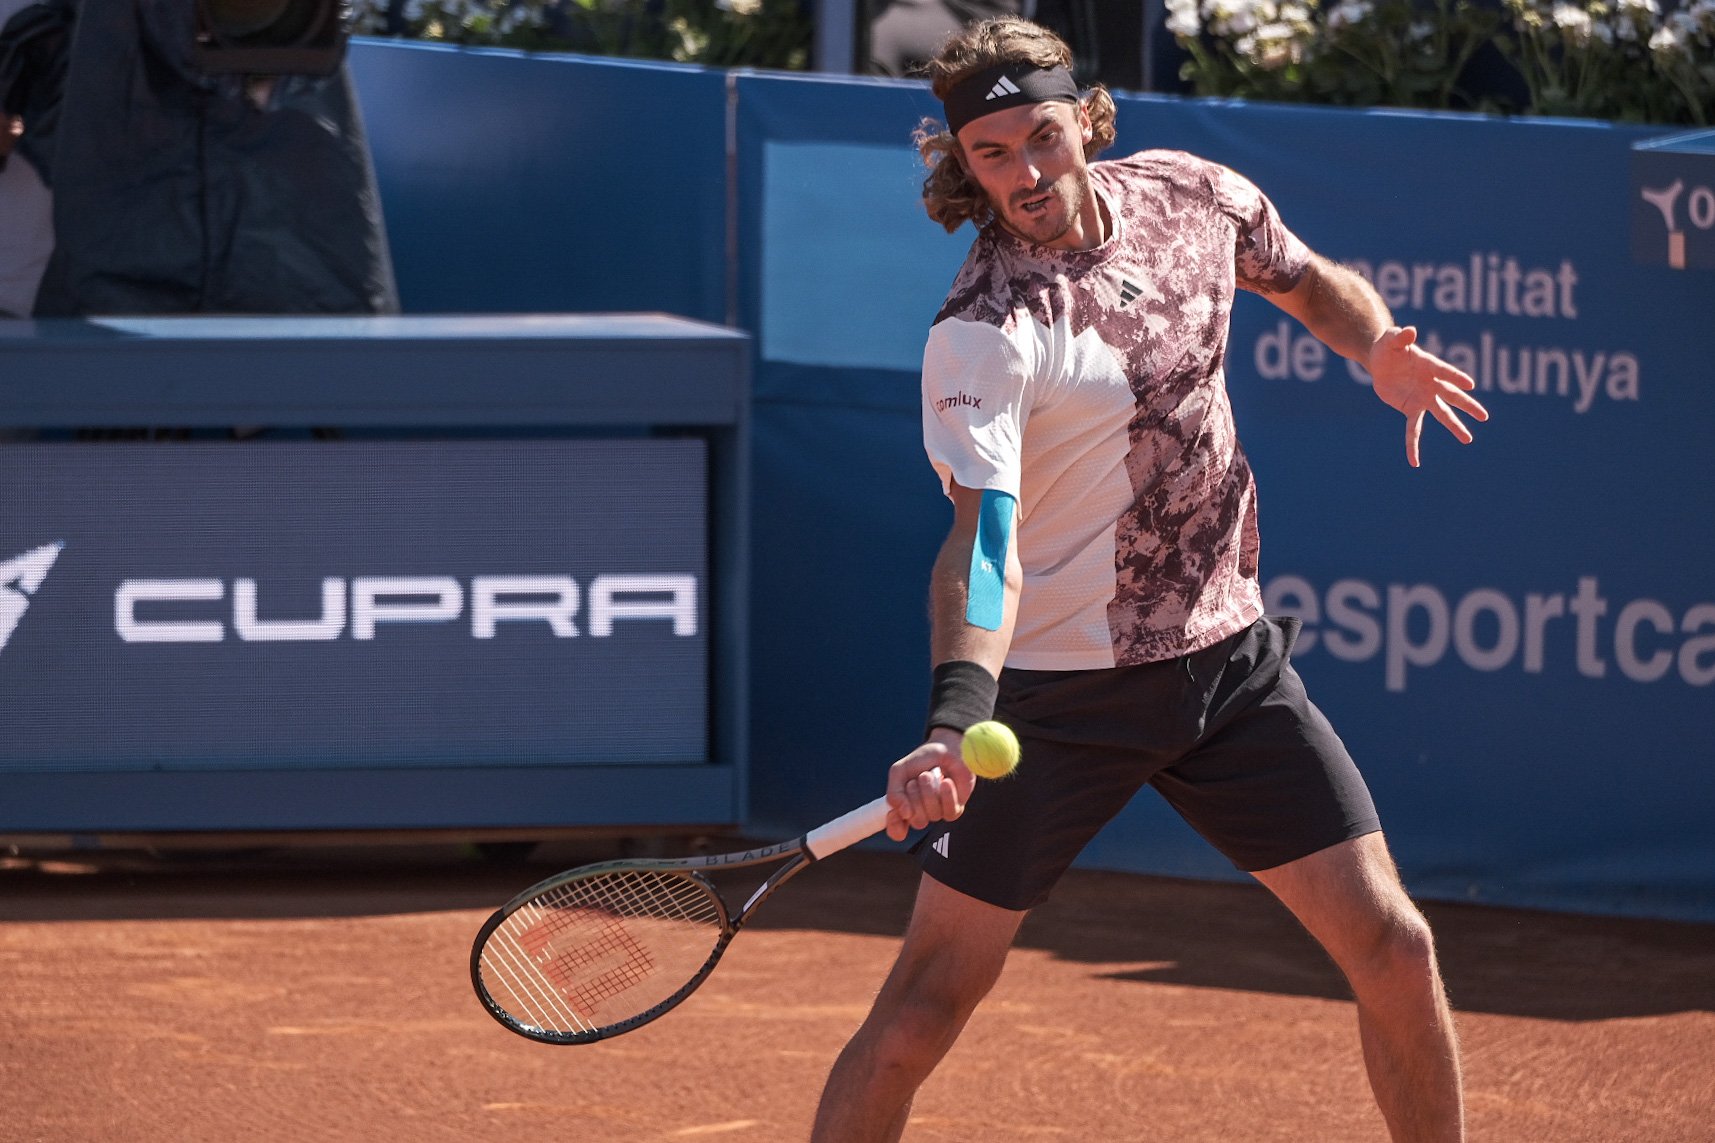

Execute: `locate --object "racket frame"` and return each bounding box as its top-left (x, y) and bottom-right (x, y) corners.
top-left (471, 795), bottom-right (892, 1044)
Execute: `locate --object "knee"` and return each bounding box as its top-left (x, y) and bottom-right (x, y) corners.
top-left (1343, 901), bottom-right (1440, 991)
top-left (863, 961), bottom-right (998, 1072)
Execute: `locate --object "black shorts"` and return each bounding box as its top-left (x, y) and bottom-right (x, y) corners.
top-left (914, 616), bottom-right (1381, 912)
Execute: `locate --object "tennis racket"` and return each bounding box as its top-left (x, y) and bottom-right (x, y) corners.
top-left (470, 777), bottom-right (938, 1044)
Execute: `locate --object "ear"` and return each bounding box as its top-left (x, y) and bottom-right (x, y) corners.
top-left (1076, 103), bottom-right (1093, 144)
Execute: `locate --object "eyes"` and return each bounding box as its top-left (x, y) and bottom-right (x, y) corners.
top-left (972, 126), bottom-right (1062, 166)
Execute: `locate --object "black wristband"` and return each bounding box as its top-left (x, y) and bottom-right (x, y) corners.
top-left (924, 659), bottom-right (999, 737)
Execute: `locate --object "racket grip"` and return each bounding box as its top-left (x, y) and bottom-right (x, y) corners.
top-left (803, 767), bottom-right (945, 861)
top-left (803, 797), bottom-right (890, 860)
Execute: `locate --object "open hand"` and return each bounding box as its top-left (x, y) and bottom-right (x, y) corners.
top-left (1367, 325), bottom-right (1489, 467)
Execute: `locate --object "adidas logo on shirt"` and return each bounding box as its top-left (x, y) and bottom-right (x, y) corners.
top-left (1119, 278), bottom-right (1144, 308)
top-left (985, 75), bottom-right (1022, 101)
top-left (931, 833), bottom-right (951, 859)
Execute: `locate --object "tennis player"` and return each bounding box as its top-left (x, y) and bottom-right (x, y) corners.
top-left (811, 17), bottom-right (1484, 1143)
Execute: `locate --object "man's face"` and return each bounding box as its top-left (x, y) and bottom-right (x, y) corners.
top-left (955, 101), bottom-right (1097, 250)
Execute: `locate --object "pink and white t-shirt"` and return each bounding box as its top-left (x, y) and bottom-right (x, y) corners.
top-left (922, 150), bottom-right (1312, 670)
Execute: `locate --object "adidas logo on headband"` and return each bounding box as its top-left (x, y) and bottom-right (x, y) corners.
top-left (944, 63), bottom-right (1081, 135)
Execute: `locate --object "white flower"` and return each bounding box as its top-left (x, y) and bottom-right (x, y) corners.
top-left (1649, 23), bottom-right (1686, 54)
top-left (1552, 3), bottom-right (1594, 45)
top-left (1166, 0), bottom-right (1203, 37)
top-left (1247, 21), bottom-right (1306, 68)
top-left (1205, 0), bottom-right (1276, 38)
top-left (717, 0), bottom-right (764, 14)
top-left (1167, 10), bottom-right (1202, 36)
top-left (1226, 9), bottom-right (1260, 33)
top-left (1327, 0), bottom-right (1374, 30)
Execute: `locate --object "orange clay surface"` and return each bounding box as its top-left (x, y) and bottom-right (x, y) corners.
top-left (3, 840), bottom-right (1712, 1142)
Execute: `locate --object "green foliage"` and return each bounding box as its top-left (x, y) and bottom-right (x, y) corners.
top-left (1500, 0), bottom-right (1714, 124)
top-left (1165, 0), bottom-right (1715, 124)
top-left (350, 0), bottom-right (813, 71)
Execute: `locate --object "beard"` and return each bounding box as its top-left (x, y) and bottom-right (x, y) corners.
top-left (997, 169), bottom-right (1090, 248)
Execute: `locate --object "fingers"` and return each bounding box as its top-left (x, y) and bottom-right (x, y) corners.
top-left (885, 766), bottom-right (957, 840)
top-left (1441, 363), bottom-right (1478, 393)
top-left (1430, 395), bottom-right (1474, 445)
top-left (885, 745), bottom-right (964, 840)
top-left (1408, 340), bottom-right (1476, 393)
top-left (1442, 383), bottom-right (1489, 422)
top-left (1372, 323), bottom-right (1492, 467)
top-left (1376, 324), bottom-right (1417, 353)
top-left (1389, 353), bottom-right (1487, 466)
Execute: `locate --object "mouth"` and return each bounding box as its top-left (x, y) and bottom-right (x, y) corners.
top-left (1015, 191), bottom-right (1054, 218)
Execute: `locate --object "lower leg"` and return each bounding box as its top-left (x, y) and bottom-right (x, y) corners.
top-left (813, 1012), bottom-right (937, 1143)
top-left (1255, 834), bottom-right (1464, 1142)
top-left (1349, 921), bottom-right (1463, 1141)
top-left (811, 876), bottom-right (1024, 1143)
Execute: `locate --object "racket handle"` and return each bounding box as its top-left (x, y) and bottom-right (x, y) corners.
top-left (803, 796), bottom-right (890, 860)
top-left (802, 767), bottom-right (945, 861)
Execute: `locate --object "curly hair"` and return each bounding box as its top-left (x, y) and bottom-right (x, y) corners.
top-left (914, 18), bottom-right (1117, 234)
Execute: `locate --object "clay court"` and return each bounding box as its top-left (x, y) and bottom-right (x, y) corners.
top-left (3, 839), bottom-right (1712, 1142)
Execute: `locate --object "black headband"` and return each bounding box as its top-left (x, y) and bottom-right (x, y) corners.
top-left (942, 63), bottom-right (1080, 137)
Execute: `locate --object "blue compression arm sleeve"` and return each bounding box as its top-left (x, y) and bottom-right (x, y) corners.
top-left (965, 489), bottom-right (1016, 632)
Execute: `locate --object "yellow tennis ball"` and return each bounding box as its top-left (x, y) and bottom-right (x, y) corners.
top-left (961, 720), bottom-right (1021, 780)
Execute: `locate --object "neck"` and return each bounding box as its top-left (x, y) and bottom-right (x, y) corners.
top-left (1077, 188), bottom-right (1110, 249)
top-left (1041, 182), bottom-right (1107, 252)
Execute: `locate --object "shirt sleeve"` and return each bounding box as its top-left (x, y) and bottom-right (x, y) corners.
top-left (921, 316), bottom-right (1031, 503)
top-left (1209, 162), bottom-right (1312, 296)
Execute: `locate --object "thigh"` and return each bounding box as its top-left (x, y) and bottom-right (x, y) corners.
top-left (880, 874), bottom-right (1029, 1007)
top-left (1150, 659), bottom-right (1382, 872)
top-left (1249, 831), bottom-right (1425, 967)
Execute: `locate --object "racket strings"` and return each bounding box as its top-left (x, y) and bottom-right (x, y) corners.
top-left (479, 868), bottom-right (724, 1036)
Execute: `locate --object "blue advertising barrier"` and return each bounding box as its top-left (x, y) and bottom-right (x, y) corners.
top-left (0, 315), bottom-right (751, 837)
top-left (1631, 128), bottom-right (1715, 271)
top-left (2, 439), bottom-right (707, 773)
top-left (727, 73), bottom-right (1715, 921)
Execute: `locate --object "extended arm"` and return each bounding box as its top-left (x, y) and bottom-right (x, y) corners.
top-left (1270, 252), bottom-right (1489, 467)
top-left (884, 479), bottom-right (1023, 840)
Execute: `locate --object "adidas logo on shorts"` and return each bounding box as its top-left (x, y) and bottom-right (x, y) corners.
top-left (931, 833), bottom-right (951, 858)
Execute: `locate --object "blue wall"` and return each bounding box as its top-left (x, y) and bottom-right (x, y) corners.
top-left (349, 42), bottom-right (729, 322)
top-left (349, 42), bottom-right (1715, 922)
